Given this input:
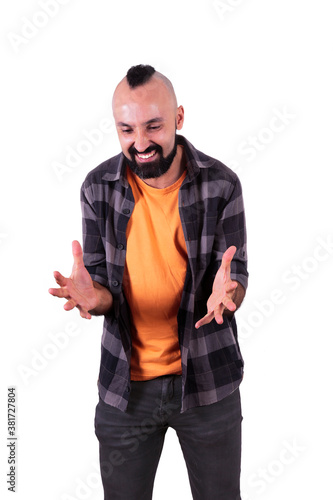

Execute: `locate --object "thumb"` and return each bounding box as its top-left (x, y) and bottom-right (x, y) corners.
top-left (222, 246), bottom-right (237, 265)
top-left (221, 246), bottom-right (237, 269)
top-left (221, 245), bottom-right (237, 277)
top-left (72, 240), bottom-right (84, 267)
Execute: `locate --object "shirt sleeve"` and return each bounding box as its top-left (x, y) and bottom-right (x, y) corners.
top-left (80, 179), bottom-right (110, 289)
top-left (213, 176), bottom-right (249, 290)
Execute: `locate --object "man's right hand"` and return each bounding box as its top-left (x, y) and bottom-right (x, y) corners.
top-left (48, 240), bottom-right (112, 319)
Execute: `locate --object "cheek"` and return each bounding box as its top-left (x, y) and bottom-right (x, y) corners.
top-left (161, 132), bottom-right (176, 154)
top-left (117, 134), bottom-right (133, 152)
top-left (152, 130), bottom-right (169, 149)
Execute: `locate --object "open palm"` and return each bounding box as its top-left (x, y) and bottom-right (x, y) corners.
top-left (49, 240), bottom-right (98, 319)
top-left (195, 246), bottom-right (238, 328)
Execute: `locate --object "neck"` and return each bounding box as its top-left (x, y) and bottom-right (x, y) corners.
top-left (142, 145), bottom-right (185, 189)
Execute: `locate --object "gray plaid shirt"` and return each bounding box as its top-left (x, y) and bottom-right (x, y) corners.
top-left (81, 135), bottom-right (248, 413)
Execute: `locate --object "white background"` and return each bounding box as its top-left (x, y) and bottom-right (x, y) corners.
top-left (1, 0), bottom-right (332, 499)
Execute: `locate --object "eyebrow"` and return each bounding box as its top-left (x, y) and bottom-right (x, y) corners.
top-left (116, 117), bottom-right (165, 127)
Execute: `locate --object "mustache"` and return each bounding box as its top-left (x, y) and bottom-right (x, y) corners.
top-left (128, 144), bottom-right (162, 156)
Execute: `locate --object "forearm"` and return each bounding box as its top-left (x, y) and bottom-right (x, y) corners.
top-left (224, 282), bottom-right (246, 317)
top-left (233, 282), bottom-right (246, 309)
top-left (89, 281), bottom-right (113, 316)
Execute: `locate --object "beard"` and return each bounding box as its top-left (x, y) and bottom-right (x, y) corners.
top-left (125, 135), bottom-right (178, 180)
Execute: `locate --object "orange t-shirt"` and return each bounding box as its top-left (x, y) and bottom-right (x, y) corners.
top-left (123, 166), bottom-right (188, 381)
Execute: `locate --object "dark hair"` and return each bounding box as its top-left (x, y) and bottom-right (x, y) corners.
top-left (126, 64), bottom-right (156, 88)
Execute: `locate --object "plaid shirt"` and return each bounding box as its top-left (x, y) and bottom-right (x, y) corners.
top-left (81, 135), bottom-right (248, 413)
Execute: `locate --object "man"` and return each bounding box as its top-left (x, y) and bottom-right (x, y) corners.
top-left (49, 64), bottom-right (248, 500)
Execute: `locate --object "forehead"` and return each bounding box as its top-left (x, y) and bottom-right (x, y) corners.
top-left (113, 78), bottom-right (175, 125)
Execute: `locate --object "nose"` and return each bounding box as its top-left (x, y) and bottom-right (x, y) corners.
top-left (133, 129), bottom-right (150, 153)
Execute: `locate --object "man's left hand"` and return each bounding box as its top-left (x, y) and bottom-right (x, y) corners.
top-left (195, 246), bottom-right (239, 329)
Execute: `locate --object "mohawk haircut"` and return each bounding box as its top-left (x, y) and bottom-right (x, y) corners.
top-left (126, 64), bottom-right (156, 88)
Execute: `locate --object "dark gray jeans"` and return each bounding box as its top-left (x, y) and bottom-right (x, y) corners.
top-left (95, 375), bottom-right (242, 500)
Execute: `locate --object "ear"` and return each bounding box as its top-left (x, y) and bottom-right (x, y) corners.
top-left (176, 105), bottom-right (185, 130)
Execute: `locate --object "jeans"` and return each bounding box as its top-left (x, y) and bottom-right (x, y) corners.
top-left (95, 375), bottom-right (242, 500)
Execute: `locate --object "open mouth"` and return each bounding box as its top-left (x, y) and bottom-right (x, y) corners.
top-left (136, 150), bottom-right (157, 161)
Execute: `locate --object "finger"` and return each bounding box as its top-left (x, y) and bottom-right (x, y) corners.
top-left (207, 291), bottom-right (235, 314)
top-left (207, 282), bottom-right (238, 313)
top-left (72, 240), bottom-right (84, 268)
top-left (195, 311), bottom-right (214, 329)
top-left (221, 246), bottom-right (237, 281)
top-left (76, 304), bottom-right (92, 320)
top-left (64, 299), bottom-right (91, 319)
top-left (222, 296), bottom-right (236, 312)
top-left (222, 245), bottom-right (237, 263)
top-left (48, 287), bottom-right (69, 299)
top-left (214, 304), bottom-right (225, 325)
top-left (80, 310), bottom-right (92, 320)
top-left (53, 271), bottom-right (67, 286)
top-left (64, 298), bottom-right (77, 311)
top-left (226, 281), bottom-right (238, 293)
top-left (211, 291), bottom-right (236, 312)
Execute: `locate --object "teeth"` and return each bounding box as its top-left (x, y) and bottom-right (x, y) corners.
top-left (137, 151), bottom-right (155, 159)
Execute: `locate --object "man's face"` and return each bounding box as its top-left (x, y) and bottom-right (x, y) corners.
top-left (112, 76), bottom-right (184, 180)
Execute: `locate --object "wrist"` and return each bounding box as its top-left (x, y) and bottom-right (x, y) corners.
top-left (89, 281), bottom-right (113, 316)
top-left (231, 282), bottom-right (246, 311)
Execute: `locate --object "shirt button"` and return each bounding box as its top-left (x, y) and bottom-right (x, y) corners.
top-left (112, 280), bottom-right (119, 287)
top-left (117, 244), bottom-right (124, 250)
top-left (123, 208), bottom-right (130, 215)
